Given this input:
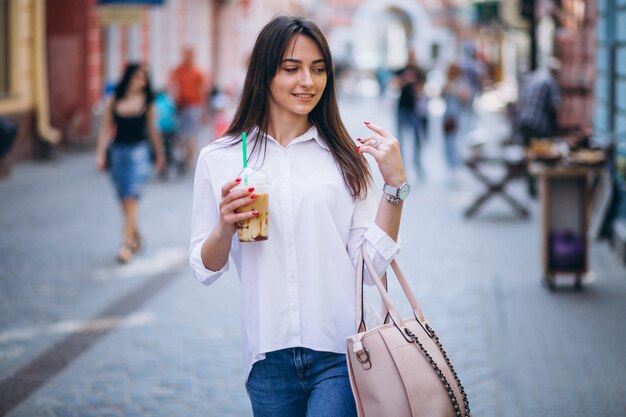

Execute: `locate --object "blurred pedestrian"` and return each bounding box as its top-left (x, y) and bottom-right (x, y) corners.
top-left (153, 88), bottom-right (179, 179)
top-left (96, 63), bottom-right (165, 263)
top-left (392, 48), bottom-right (426, 179)
top-left (189, 15), bottom-right (409, 417)
top-left (461, 43), bottom-right (486, 103)
top-left (209, 87), bottom-right (231, 138)
top-left (170, 47), bottom-right (206, 173)
top-left (442, 63), bottom-right (472, 182)
top-left (460, 44), bottom-right (486, 134)
top-left (516, 57), bottom-right (562, 196)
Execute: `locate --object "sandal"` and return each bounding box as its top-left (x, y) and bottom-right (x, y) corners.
top-left (116, 244), bottom-right (134, 264)
top-left (130, 231), bottom-right (143, 253)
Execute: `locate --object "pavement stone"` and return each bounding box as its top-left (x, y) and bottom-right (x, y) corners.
top-left (1, 94), bottom-right (625, 416)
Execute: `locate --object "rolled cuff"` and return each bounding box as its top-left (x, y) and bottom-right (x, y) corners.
top-left (362, 224), bottom-right (401, 279)
top-left (189, 242), bottom-right (229, 285)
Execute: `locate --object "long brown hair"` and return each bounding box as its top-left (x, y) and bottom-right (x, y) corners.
top-left (114, 63), bottom-right (154, 105)
top-left (224, 15), bottom-right (371, 199)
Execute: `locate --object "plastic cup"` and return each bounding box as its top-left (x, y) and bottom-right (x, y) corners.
top-left (234, 168), bottom-right (269, 242)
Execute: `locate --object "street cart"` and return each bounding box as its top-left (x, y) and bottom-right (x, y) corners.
top-left (529, 160), bottom-right (605, 290)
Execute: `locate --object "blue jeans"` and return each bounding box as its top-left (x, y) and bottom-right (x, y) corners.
top-left (246, 348), bottom-right (357, 417)
top-left (397, 107), bottom-right (423, 177)
top-left (443, 134), bottom-right (459, 169)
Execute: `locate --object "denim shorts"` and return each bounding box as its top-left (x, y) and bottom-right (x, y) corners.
top-left (245, 347), bottom-right (357, 417)
top-left (108, 142), bottom-right (151, 199)
top-left (177, 105), bottom-right (202, 138)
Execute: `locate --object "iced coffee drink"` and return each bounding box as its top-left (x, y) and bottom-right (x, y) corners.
top-left (234, 168), bottom-right (269, 242)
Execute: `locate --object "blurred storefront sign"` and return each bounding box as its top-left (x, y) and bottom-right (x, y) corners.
top-left (474, 0), bottom-right (500, 23)
top-left (97, 0), bottom-right (164, 4)
top-left (97, 6), bottom-right (144, 26)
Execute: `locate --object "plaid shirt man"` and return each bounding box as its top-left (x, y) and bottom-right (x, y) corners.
top-left (517, 68), bottom-right (561, 138)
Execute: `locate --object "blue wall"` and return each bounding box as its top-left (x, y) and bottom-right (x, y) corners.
top-left (596, 0), bottom-right (626, 219)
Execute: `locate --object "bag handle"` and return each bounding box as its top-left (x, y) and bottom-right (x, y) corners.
top-left (355, 254), bottom-right (390, 333)
top-left (355, 246), bottom-right (426, 333)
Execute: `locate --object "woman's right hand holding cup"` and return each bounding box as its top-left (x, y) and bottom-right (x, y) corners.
top-left (217, 179), bottom-right (259, 238)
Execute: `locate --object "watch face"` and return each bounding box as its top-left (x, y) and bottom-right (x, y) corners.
top-left (398, 183), bottom-right (411, 200)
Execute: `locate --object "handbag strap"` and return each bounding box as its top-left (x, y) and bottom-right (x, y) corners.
top-left (355, 253), bottom-right (390, 332)
top-left (355, 246), bottom-right (425, 332)
top-left (355, 251), bottom-right (366, 332)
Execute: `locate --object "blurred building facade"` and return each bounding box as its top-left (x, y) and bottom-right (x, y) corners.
top-left (511, 0), bottom-right (625, 261)
top-left (0, 0), bottom-right (300, 173)
top-left (0, 0), bottom-right (502, 172)
top-left (45, 0), bottom-right (216, 148)
top-left (313, 0), bottom-right (474, 74)
top-left (1, 0), bottom-right (623, 209)
top-left (499, 0), bottom-right (626, 262)
top-left (0, 0), bottom-right (59, 163)
top-left (497, 0), bottom-right (597, 129)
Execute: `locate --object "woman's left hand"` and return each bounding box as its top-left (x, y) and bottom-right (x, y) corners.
top-left (154, 152), bottom-right (166, 174)
top-left (358, 122), bottom-right (407, 186)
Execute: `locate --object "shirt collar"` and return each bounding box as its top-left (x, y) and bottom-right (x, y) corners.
top-left (259, 125), bottom-right (329, 151)
top-left (291, 125), bottom-right (329, 150)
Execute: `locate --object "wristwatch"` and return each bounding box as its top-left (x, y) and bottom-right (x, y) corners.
top-left (382, 182), bottom-right (411, 204)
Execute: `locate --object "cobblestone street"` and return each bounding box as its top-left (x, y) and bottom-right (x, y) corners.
top-left (1, 95), bottom-right (625, 417)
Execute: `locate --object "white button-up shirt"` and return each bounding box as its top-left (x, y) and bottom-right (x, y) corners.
top-left (189, 126), bottom-right (400, 380)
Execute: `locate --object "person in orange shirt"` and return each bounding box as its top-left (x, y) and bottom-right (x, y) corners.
top-left (170, 47), bottom-right (206, 172)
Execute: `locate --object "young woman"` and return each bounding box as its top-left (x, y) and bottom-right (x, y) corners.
top-left (96, 63), bottom-right (165, 263)
top-left (189, 16), bottom-right (409, 416)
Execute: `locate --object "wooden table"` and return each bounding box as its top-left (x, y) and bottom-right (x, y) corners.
top-left (464, 149), bottom-right (530, 219)
top-left (528, 162), bottom-right (604, 289)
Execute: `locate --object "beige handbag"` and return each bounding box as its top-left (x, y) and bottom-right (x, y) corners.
top-left (346, 247), bottom-right (470, 417)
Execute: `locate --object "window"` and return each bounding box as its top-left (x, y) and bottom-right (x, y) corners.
top-left (0, 0), bottom-right (9, 97)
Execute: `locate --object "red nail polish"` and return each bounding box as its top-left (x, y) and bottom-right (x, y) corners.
top-left (253, 210), bottom-right (259, 216)
top-left (250, 194), bottom-right (257, 199)
top-left (356, 146), bottom-right (361, 152)
top-left (248, 187), bottom-right (255, 192)
top-left (235, 178), bottom-right (242, 183)
top-left (364, 121), bottom-right (370, 125)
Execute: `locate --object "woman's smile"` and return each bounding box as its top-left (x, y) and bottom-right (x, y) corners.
top-left (293, 93), bottom-right (315, 101)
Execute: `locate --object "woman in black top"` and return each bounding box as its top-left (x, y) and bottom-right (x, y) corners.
top-left (393, 50), bottom-right (425, 179)
top-left (96, 63), bottom-right (165, 263)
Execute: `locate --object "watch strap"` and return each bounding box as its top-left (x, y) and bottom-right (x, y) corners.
top-left (383, 183), bottom-right (400, 197)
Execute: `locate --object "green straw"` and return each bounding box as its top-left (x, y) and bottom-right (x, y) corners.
top-left (242, 132), bottom-right (248, 185)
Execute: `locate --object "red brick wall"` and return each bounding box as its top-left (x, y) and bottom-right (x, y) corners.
top-left (46, 0), bottom-right (88, 143)
top-left (45, 0), bottom-right (105, 144)
top-left (86, 0), bottom-right (103, 111)
top-left (555, 0), bottom-right (596, 133)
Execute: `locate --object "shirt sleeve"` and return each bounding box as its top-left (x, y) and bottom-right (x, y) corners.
top-left (189, 148), bottom-right (230, 285)
top-left (549, 78), bottom-right (562, 110)
top-left (347, 183), bottom-right (401, 283)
